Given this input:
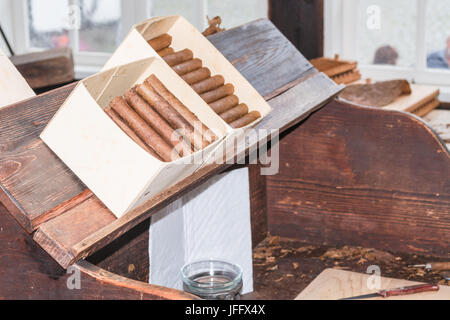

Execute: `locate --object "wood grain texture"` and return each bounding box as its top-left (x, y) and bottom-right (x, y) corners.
top-left (296, 269), bottom-right (450, 300)
top-left (0, 202), bottom-right (195, 300)
top-left (267, 99), bottom-right (450, 257)
top-left (249, 165), bottom-right (268, 247)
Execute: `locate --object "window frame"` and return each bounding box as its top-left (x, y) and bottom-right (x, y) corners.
top-left (7, 0), bottom-right (211, 78)
top-left (324, 0), bottom-right (450, 102)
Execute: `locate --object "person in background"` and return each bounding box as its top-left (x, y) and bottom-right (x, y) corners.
top-left (373, 45), bottom-right (399, 65)
top-left (427, 36), bottom-right (450, 69)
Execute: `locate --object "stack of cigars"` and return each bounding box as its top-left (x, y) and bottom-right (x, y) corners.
top-left (148, 33), bottom-right (261, 128)
top-left (106, 74), bottom-right (216, 162)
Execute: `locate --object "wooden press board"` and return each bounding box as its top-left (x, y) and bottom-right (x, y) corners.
top-left (296, 269), bottom-right (450, 300)
top-left (424, 109), bottom-right (450, 150)
top-left (0, 48), bottom-right (35, 108)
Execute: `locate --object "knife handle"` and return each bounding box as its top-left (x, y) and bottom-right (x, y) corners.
top-left (379, 284), bottom-right (440, 298)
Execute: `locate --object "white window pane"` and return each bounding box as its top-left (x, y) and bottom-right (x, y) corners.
top-left (78, 0), bottom-right (122, 52)
top-left (148, 0), bottom-right (199, 29)
top-left (208, 0), bottom-right (267, 29)
top-left (426, 0), bottom-right (450, 70)
top-left (27, 0), bottom-right (70, 49)
top-left (356, 0), bottom-right (417, 67)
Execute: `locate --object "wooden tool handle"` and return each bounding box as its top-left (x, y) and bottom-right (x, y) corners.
top-left (431, 262), bottom-right (450, 271)
top-left (379, 284), bottom-right (439, 298)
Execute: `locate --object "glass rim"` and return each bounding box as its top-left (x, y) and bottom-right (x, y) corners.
top-left (181, 259), bottom-right (243, 293)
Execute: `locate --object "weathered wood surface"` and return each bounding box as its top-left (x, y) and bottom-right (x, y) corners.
top-left (267, 99), bottom-right (450, 257)
top-left (0, 19), bottom-right (342, 268)
top-left (10, 47), bottom-right (74, 89)
top-left (0, 202), bottom-right (195, 299)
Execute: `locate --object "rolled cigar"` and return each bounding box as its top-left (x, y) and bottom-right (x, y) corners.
top-left (157, 47), bottom-right (174, 57)
top-left (191, 75), bottom-right (225, 94)
top-left (109, 96), bottom-right (176, 162)
top-left (125, 88), bottom-right (192, 157)
top-left (172, 58), bottom-right (202, 76)
top-left (145, 74), bottom-right (216, 145)
top-left (148, 34), bottom-right (172, 51)
top-left (181, 68), bottom-right (211, 85)
top-left (209, 95), bottom-right (239, 114)
top-left (136, 83), bottom-right (203, 151)
top-left (104, 106), bottom-right (162, 161)
top-left (230, 111), bottom-right (262, 129)
top-left (200, 84), bottom-right (235, 104)
top-left (163, 49), bottom-right (194, 67)
top-left (219, 103), bottom-right (249, 124)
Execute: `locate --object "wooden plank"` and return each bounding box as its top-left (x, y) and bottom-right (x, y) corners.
top-left (424, 109), bottom-right (450, 149)
top-left (267, 99), bottom-right (450, 257)
top-left (34, 73), bottom-right (342, 268)
top-left (10, 48), bottom-right (74, 89)
top-left (0, 19), bottom-right (314, 233)
top-left (269, 0), bottom-right (324, 60)
top-left (296, 269), bottom-right (450, 300)
top-left (0, 203), bottom-right (195, 300)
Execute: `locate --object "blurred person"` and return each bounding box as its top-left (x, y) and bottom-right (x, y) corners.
top-left (427, 36), bottom-right (450, 69)
top-left (373, 45), bottom-right (399, 65)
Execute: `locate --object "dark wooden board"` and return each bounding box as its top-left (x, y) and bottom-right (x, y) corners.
top-left (0, 203), bottom-right (195, 300)
top-left (0, 19), bottom-right (315, 234)
top-left (267, 99), bottom-right (450, 257)
top-left (10, 48), bottom-right (74, 89)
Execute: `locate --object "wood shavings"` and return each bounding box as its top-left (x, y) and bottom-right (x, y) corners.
top-left (202, 16), bottom-right (226, 36)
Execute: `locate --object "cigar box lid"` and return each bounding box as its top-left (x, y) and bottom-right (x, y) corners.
top-left (0, 48), bottom-right (36, 108)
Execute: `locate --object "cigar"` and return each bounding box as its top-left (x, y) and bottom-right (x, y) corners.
top-left (219, 104), bottom-right (249, 124)
top-left (105, 106), bottom-right (162, 161)
top-left (157, 47), bottom-right (174, 57)
top-left (230, 111), bottom-right (261, 129)
top-left (125, 88), bottom-right (192, 157)
top-left (181, 68), bottom-right (211, 85)
top-left (191, 75), bottom-right (225, 94)
top-left (145, 74), bottom-right (216, 145)
top-left (172, 58), bottom-right (202, 76)
top-left (109, 96), bottom-right (176, 162)
top-left (200, 84), bottom-right (235, 104)
top-left (137, 83), bottom-right (203, 151)
top-left (209, 95), bottom-right (239, 114)
top-left (148, 34), bottom-right (172, 51)
top-left (163, 49), bottom-right (194, 67)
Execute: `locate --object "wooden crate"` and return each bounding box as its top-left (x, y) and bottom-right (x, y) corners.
top-left (310, 55), bottom-right (361, 85)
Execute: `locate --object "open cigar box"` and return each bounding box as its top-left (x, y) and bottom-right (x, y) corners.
top-left (103, 15), bottom-right (272, 132)
top-left (40, 57), bottom-right (228, 218)
top-left (0, 48), bottom-right (35, 108)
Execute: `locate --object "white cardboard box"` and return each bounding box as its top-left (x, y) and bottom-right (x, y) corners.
top-left (41, 57), bottom-right (228, 218)
top-left (0, 48), bottom-right (35, 108)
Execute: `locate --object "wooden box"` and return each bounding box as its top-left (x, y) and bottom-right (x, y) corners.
top-left (40, 57), bottom-right (228, 218)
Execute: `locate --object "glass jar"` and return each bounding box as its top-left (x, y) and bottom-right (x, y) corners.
top-left (181, 260), bottom-right (243, 300)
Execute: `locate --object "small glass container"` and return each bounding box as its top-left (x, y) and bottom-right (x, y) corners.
top-left (181, 260), bottom-right (243, 300)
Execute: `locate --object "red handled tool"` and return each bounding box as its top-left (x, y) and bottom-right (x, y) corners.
top-left (340, 283), bottom-right (440, 300)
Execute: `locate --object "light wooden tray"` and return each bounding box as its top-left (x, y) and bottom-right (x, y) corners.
top-left (296, 269), bottom-right (450, 300)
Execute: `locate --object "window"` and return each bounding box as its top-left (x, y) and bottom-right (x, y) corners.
top-left (325, 0), bottom-right (450, 101)
top-left (5, 0), bottom-right (267, 77)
